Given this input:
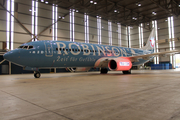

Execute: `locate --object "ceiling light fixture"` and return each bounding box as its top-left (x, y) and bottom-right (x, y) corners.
top-left (114, 9), bottom-right (117, 12)
top-left (94, 2), bottom-right (97, 4)
top-left (152, 11), bottom-right (157, 15)
top-left (136, 3), bottom-right (141, 6)
top-left (90, 0), bottom-right (93, 3)
top-left (41, 0), bottom-right (44, 2)
top-left (132, 17), bottom-right (137, 20)
top-left (45, 1), bottom-right (48, 4)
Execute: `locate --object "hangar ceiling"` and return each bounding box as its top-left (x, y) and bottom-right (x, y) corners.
top-left (38, 0), bottom-right (180, 27)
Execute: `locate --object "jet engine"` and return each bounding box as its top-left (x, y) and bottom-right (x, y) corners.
top-left (108, 57), bottom-right (132, 71)
top-left (68, 67), bottom-right (91, 72)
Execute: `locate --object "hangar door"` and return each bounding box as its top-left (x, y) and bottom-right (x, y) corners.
top-left (175, 54), bottom-right (180, 68)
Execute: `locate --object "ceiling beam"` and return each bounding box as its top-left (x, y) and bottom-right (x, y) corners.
top-left (150, 0), bottom-right (177, 17)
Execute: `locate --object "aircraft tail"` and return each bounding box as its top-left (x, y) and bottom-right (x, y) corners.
top-left (141, 29), bottom-right (155, 51)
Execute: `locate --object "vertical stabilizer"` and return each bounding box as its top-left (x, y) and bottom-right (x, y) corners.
top-left (141, 29), bottom-right (155, 51)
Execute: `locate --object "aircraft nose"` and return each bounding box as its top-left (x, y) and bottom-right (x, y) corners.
top-left (3, 51), bottom-right (13, 61)
top-left (3, 50), bottom-right (19, 62)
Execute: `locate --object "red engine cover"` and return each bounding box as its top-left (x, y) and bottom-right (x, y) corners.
top-left (108, 57), bottom-right (132, 71)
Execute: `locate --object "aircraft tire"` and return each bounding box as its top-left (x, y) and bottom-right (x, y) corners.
top-left (122, 70), bottom-right (131, 74)
top-left (34, 71), bottom-right (41, 78)
top-left (100, 68), bottom-right (108, 74)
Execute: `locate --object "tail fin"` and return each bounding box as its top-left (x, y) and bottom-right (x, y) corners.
top-left (141, 29), bottom-right (155, 51)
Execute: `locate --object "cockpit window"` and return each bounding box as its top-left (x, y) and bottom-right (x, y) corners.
top-left (18, 45), bottom-right (34, 49)
top-left (23, 46), bottom-right (28, 49)
top-left (18, 46), bottom-right (23, 48)
top-left (29, 46), bottom-right (33, 49)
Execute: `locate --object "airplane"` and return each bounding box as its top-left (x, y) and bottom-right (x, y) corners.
top-left (2, 29), bottom-right (179, 78)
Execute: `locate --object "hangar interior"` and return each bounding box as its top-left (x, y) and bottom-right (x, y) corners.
top-left (2, 1), bottom-right (180, 120)
top-left (0, 0), bottom-right (180, 74)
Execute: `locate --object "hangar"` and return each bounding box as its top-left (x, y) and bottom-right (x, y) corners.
top-left (1, 0), bottom-right (180, 119)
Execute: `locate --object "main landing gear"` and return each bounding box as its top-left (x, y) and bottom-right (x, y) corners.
top-left (100, 68), bottom-right (108, 74)
top-left (122, 69), bottom-right (131, 74)
top-left (34, 71), bottom-right (41, 78)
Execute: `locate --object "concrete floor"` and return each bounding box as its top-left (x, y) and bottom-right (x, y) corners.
top-left (0, 70), bottom-right (180, 120)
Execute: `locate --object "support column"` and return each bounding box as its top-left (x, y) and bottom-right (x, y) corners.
top-left (9, 62), bottom-right (11, 75)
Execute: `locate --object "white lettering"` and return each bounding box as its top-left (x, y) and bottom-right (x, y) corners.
top-left (82, 44), bottom-right (90, 55)
top-left (112, 47), bottom-right (120, 56)
top-left (56, 42), bottom-right (68, 55)
top-left (120, 62), bottom-right (129, 66)
top-left (105, 46), bottom-right (112, 56)
top-left (90, 45), bottom-right (96, 56)
top-left (69, 43), bottom-right (81, 55)
top-left (119, 48), bottom-right (127, 57)
top-left (96, 45), bottom-right (106, 56)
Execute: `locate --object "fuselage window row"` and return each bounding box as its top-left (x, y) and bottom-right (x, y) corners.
top-left (55, 48), bottom-right (120, 54)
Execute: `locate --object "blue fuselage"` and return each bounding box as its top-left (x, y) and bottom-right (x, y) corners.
top-left (4, 40), bottom-right (153, 68)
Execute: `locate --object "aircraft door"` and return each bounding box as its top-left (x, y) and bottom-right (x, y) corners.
top-left (44, 42), bottom-right (53, 57)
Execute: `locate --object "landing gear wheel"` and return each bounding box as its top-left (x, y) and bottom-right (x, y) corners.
top-left (100, 68), bottom-right (108, 74)
top-left (34, 71), bottom-right (41, 78)
top-left (123, 69), bottom-right (131, 74)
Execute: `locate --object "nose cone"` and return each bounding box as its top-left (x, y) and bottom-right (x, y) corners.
top-left (3, 49), bottom-right (20, 63)
top-left (3, 51), bottom-right (13, 61)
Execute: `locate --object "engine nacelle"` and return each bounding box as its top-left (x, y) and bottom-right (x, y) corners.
top-left (108, 57), bottom-right (132, 71)
top-left (68, 67), bottom-right (91, 72)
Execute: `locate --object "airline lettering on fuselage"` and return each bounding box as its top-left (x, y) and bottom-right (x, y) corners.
top-left (69, 43), bottom-right (81, 55)
top-left (56, 42), bottom-right (135, 57)
top-left (112, 47), bottom-right (120, 56)
top-left (82, 44), bottom-right (91, 55)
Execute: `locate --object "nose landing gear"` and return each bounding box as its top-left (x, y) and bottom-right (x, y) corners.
top-left (34, 71), bottom-right (41, 78)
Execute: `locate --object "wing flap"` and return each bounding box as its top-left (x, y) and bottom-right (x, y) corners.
top-left (129, 50), bottom-right (180, 62)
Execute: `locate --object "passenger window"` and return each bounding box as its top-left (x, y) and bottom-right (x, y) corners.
top-left (41, 51), bottom-right (44, 54)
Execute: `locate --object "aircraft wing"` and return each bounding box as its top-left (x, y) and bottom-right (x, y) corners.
top-left (94, 50), bottom-right (180, 67)
top-left (129, 50), bottom-right (180, 62)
